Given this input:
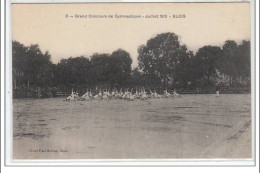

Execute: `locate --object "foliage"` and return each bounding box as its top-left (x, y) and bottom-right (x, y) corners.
top-left (90, 49), bottom-right (132, 87)
top-left (217, 40), bottom-right (250, 86)
top-left (55, 56), bottom-right (91, 86)
top-left (12, 36), bottom-right (251, 96)
top-left (12, 41), bottom-right (54, 88)
top-left (138, 32), bottom-right (189, 88)
top-left (194, 46), bottom-right (223, 88)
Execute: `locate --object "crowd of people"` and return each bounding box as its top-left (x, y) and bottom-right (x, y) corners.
top-left (64, 88), bottom-right (180, 101)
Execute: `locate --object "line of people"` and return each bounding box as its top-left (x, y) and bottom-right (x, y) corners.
top-left (65, 88), bottom-right (180, 101)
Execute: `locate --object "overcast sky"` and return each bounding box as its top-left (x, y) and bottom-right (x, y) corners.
top-left (12, 3), bottom-right (250, 67)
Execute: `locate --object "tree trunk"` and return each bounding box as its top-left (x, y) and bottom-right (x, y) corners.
top-left (163, 75), bottom-right (168, 89)
top-left (229, 77), bottom-right (232, 87)
top-left (207, 75), bottom-right (210, 91)
top-left (37, 87), bottom-right (41, 98)
top-left (14, 78), bottom-right (17, 89)
top-left (27, 80), bottom-right (30, 89)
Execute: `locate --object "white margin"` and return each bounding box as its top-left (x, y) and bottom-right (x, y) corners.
top-left (3, 0), bottom-right (258, 167)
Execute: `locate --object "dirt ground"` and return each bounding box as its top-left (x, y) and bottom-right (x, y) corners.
top-left (12, 94), bottom-right (252, 159)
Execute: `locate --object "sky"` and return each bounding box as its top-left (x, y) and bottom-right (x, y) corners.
top-left (12, 3), bottom-right (251, 67)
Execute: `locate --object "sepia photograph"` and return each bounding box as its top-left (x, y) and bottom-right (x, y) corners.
top-left (8, 1), bottom-right (254, 164)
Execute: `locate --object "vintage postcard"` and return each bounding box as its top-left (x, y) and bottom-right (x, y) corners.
top-left (6, 0), bottom-right (255, 165)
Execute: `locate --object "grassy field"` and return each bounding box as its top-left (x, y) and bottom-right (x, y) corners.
top-left (12, 94), bottom-right (251, 159)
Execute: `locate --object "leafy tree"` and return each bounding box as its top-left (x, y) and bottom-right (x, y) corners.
top-left (90, 53), bottom-right (111, 86)
top-left (55, 56), bottom-right (91, 86)
top-left (174, 45), bottom-right (195, 89)
top-left (137, 32), bottom-right (190, 88)
top-left (25, 44), bottom-right (55, 87)
top-left (109, 49), bottom-right (132, 86)
top-left (217, 40), bottom-right (250, 87)
top-left (90, 49), bottom-right (132, 87)
top-left (218, 40), bottom-right (238, 86)
top-left (129, 67), bottom-right (146, 87)
top-left (12, 41), bottom-right (27, 88)
top-left (194, 46), bottom-right (222, 89)
top-left (236, 40), bottom-right (250, 80)
top-left (12, 41), bottom-right (54, 88)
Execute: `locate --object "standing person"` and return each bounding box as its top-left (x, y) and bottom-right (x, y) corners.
top-left (215, 82), bottom-right (220, 97)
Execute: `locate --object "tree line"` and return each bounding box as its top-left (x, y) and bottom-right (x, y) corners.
top-left (12, 32), bottom-right (250, 96)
